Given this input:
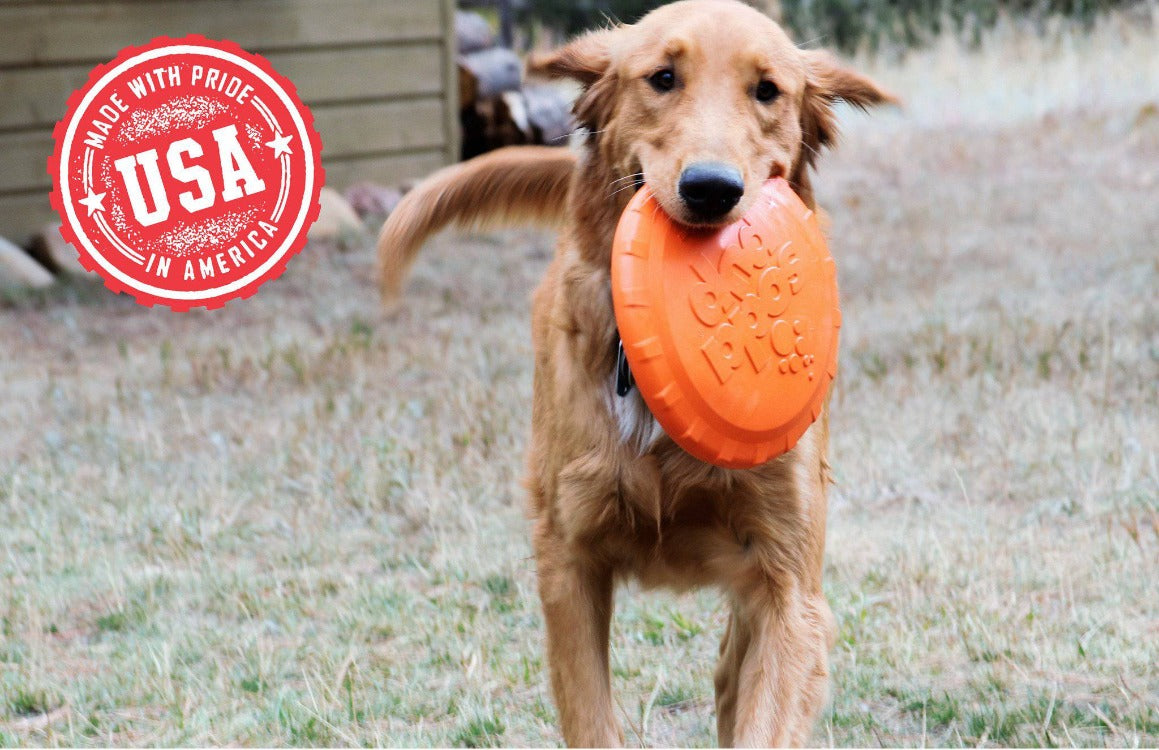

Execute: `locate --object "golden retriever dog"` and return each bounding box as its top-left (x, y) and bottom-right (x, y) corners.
top-left (377, 1), bottom-right (894, 745)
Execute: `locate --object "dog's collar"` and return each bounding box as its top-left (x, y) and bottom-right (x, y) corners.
top-left (615, 338), bottom-right (635, 397)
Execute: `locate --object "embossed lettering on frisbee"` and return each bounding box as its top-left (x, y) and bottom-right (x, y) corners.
top-left (611, 178), bottom-right (841, 469)
top-left (49, 35), bottom-right (322, 310)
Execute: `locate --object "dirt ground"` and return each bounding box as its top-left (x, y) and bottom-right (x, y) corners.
top-left (1, 15), bottom-right (1157, 748)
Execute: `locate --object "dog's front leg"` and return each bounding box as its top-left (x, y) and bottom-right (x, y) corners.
top-left (715, 581), bottom-right (831, 747)
top-left (534, 522), bottom-right (622, 747)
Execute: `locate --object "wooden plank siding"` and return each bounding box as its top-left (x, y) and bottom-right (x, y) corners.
top-left (0, 193), bottom-right (57, 244)
top-left (0, 1), bottom-right (444, 66)
top-left (0, 0), bottom-right (457, 241)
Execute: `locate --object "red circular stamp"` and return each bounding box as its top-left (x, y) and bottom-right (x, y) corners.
top-left (49, 36), bottom-right (323, 310)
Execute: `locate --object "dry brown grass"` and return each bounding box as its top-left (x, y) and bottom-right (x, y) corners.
top-left (1, 13), bottom-right (1157, 747)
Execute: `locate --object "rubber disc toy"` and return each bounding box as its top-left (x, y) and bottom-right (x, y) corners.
top-left (611, 177), bottom-right (840, 469)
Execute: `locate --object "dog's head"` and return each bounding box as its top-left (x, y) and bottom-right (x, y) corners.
top-left (529, 0), bottom-right (896, 225)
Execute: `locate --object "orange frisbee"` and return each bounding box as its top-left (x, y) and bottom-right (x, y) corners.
top-left (611, 177), bottom-right (840, 469)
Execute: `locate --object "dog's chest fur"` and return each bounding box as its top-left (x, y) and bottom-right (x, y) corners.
top-left (605, 371), bottom-right (666, 454)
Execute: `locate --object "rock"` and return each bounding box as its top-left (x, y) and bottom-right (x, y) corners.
top-left (309, 187), bottom-right (367, 247)
top-left (35, 224), bottom-right (90, 275)
top-left (0, 235), bottom-right (55, 288)
top-left (456, 11), bottom-right (495, 55)
top-left (746, 0), bottom-right (783, 20)
top-left (345, 182), bottom-right (403, 220)
top-left (460, 48), bottom-right (522, 98)
top-left (522, 84), bottom-right (576, 146)
top-left (1133, 101), bottom-right (1158, 129)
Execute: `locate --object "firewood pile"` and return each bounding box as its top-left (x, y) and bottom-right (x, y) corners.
top-left (456, 11), bottom-right (575, 159)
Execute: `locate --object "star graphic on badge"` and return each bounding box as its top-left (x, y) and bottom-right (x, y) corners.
top-left (266, 133), bottom-right (293, 158)
top-left (78, 188), bottom-right (106, 216)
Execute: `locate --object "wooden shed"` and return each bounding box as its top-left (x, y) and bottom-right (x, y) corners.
top-left (0, 0), bottom-right (458, 242)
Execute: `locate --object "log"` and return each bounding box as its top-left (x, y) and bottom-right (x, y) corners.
top-left (34, 223), bottom-right (90, 276)
top-left (461, 94), bottom-right (529, 159)
top-left (0, 234), bottom-right (54, 288)
top-left (500, 90), bottom-right (531, 139)
top-left (308, 186), bottom-right (366, 245)
top-left (459, 63), bottom-right (480, 111)
top-left (345, 182), bottom-right (403, 219)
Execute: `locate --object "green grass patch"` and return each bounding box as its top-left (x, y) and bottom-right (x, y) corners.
top-left (453, 713), bottom-right (506, 748)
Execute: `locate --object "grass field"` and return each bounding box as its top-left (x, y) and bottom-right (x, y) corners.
top-left (2, 12), bottom-right (1158, 748)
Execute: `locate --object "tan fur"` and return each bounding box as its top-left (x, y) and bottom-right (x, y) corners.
top-left (376, 146), bottom-right (575, 302)
top-left (376, 1), bottom-right (894, 745)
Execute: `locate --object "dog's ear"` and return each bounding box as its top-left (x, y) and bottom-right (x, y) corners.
top-left (797, 50), bottom-right (897, 166)
top-left (792, 50), bottom-right (896, 204)
top-left (528, 28), bottom-right (622, 128)
top-left (803, 50), bottom-right (898, 112)
top-left (526, 28), bottom-right (619, 86)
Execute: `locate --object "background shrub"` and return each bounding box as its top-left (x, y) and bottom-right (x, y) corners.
top-left (514, 0), bottom-right (1149, 51)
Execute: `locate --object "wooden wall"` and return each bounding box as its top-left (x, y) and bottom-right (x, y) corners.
top-left (0, 0), bottom-right (458, 241)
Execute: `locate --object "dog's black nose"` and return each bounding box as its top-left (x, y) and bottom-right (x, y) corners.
top-left (678, 163), bottom-right (744, 220)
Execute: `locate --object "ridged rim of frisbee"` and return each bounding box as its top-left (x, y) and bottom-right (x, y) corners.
top-left (611, 178), bottom-right (840, 469)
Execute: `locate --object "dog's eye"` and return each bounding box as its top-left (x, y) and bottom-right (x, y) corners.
top-left (648, 68), bottom-right (677, 93)
top-left (755, 80), bottom-right (780, 103)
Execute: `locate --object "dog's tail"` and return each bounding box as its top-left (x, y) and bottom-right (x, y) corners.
top-left (376, 146), bottom-right (576, 302)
